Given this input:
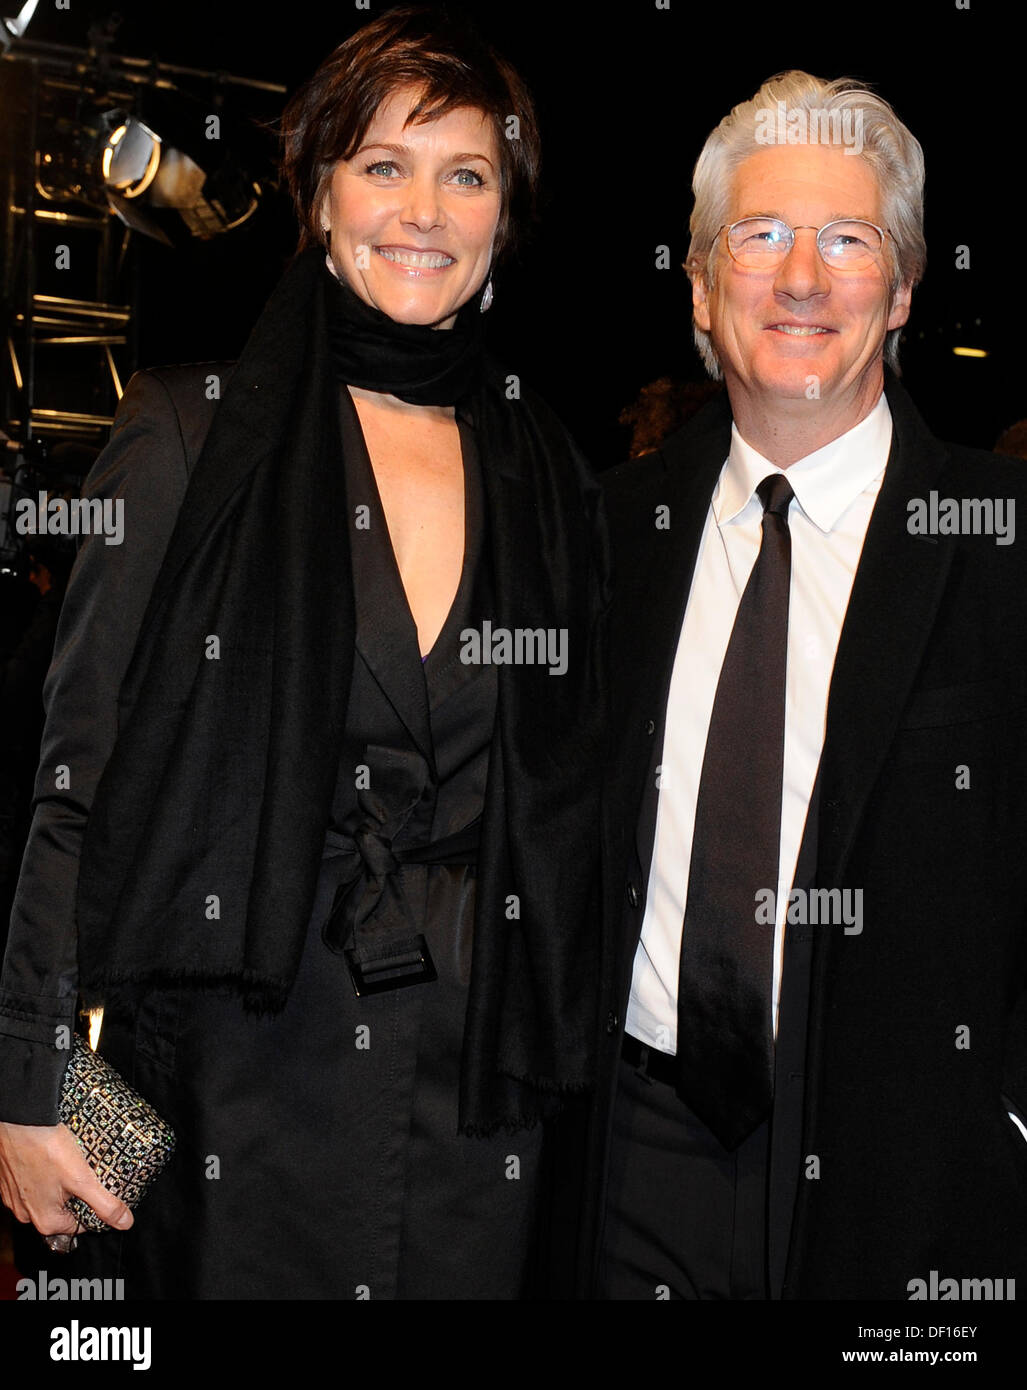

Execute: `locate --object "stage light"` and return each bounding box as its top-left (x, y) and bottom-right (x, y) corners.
top-left (99, 86), bottom-right (266, 243)
top-left (35, 96), bottom-right (266, 244)
top-left (35, 108), bottom-right (157, 212)
top-left (101, 116), bottom-right (162, 200)
top-left (0, 0), bottom-right (38, 52)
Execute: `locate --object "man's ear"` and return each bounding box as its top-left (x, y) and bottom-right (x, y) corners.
top-left (691, 265), bottom-right (712, 334)
top-left (887, 280), bottom-right (913, 332)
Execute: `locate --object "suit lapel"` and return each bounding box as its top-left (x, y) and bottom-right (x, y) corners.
top-left (779, 380), bottom-right (958, 1293)
top-left (608, 378), bottom-right (953, 934)
top-left (339, 384), bottom-right (436, 770)
top-left (814, 377), bottom-right (955, 889)
top-left (602, 393), bottom-right (731, 995)
top-left (606, 394), bottom-right (733, 889)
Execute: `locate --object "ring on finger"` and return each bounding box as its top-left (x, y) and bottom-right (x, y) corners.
top-left (43, 1232), bottom-right (78, 1254)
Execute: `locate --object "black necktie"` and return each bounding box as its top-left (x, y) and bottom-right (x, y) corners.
top-left (675, 472), bottom-right (794, 1150)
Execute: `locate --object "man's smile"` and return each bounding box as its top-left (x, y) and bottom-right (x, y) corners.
top-left (767, 323), bottom-right (833, 335)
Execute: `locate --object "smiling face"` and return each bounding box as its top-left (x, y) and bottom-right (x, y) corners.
top-left (693, 143), bottom-right (912, 424)
top-left (319, 86), bottom-right (502, 329)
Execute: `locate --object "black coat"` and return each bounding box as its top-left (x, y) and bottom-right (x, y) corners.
top-left (584, 375), bottom-right (1027, 1299)
top-left (0, 355), bottom-right (607, 1141)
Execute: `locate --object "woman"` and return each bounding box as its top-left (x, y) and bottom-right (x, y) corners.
top-left (0, 7), bottom-right (606, 1299)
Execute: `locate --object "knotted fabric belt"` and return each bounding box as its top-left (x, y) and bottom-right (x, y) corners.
top-left (319, 745), bottom-right (480, 994)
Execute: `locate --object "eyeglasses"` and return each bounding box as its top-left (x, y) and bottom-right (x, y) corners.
top-left (719, 217), bottom-right (890, 271)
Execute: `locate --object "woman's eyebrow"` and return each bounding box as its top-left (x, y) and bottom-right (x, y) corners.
top-left (353, 140), bottom-right (495, 170)
top-left (447, 151), bottom-right (496, 168)
top-left (353, 141), bottom-right (410, 156)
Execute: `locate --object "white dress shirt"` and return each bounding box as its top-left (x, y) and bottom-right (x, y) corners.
top-left (626, 393), bottom-right (891, 1051)
top-left (624, 388), bottom-right (1027, 1147)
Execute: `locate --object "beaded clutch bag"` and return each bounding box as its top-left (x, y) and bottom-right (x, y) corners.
top-left (57, 1034), bottom-right (176, 1233)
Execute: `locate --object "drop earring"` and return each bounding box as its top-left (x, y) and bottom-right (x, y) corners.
top-left (480, 276), bottom-right (494, 313)
top-left (322, 226), bottom-right (341, 281)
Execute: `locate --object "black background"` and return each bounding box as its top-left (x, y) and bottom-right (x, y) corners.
top-left (1, 0), bottom-right (1025, 1341)
top-left (8, 0), bottom-right (1022, 466)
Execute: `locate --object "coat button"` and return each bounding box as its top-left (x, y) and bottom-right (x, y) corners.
top-left (605, 1011), bottom-right (619, 1035)
top-left (644, 719), bottom-right (655, 735)
top-left (627, 882), bottom-right (640, 909)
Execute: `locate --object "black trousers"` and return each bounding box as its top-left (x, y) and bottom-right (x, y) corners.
top-left (599, 1052), bottom-right (771, 1300)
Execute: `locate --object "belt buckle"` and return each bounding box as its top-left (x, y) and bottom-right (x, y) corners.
top-left (345, 933), bottom-right (437, 996)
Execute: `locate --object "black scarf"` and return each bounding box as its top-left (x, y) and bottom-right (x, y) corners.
top-left (323, 255), bottom-right (485, 404)
top-left (76, 246), bottom-right (606, 1132)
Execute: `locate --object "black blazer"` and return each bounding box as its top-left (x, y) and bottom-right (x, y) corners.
top-left (586, 374), bottom-right (1027, 1299)
top-left (0, 361), bottom-right (607, 1129)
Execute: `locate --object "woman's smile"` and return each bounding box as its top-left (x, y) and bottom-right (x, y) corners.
top-left (374, 245), bottom-right (457, 272)
top-left (321, 86), bottom-right (501, 327)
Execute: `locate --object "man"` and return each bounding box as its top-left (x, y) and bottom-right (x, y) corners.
top-left (588, 71), bottom-right (1027, 1300)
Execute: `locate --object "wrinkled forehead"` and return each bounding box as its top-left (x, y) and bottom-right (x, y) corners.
top-left (728, 144), bottom-right (885, 223)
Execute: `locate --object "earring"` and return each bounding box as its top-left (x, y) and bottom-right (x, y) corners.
top-left (322, 226), bottom-right (340, 281)
top-left (480, 276), bottom-right (494, 313)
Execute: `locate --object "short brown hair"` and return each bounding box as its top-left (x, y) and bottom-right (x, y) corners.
top-left (281, 5), bottom-right (540, 262)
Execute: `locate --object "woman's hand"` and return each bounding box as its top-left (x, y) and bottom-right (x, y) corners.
top-left (0, 1120), bottom-right (134, 1238)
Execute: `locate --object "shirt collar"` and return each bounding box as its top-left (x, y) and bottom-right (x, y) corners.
top-left (713, 392), bottom-right (893, 533)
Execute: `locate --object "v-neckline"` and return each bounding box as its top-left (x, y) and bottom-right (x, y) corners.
top-left (344, 385), bottom-right (471, 667)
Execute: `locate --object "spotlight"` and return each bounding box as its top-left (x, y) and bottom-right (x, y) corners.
top-left (36, 108), bottom-right (158, 214)
top-left (113, 88), bottom-right (266, 243)
top-left (1, 0), bottom-right (38, 52)
top-left (35, 94), bottom-right (267, 245)
top-left (101, 116), bottom-right (162, 200)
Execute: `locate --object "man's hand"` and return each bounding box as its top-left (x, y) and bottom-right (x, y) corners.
top-left (0, 1120), bottom-right (134, 1237)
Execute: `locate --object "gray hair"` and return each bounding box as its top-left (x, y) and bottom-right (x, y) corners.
top-left (686, 70), bottom-right (926, 377)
